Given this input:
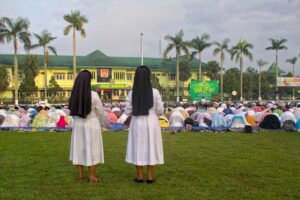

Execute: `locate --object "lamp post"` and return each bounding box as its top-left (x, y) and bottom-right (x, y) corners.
top-left (293, 63), bottom-right (295, 100)
top-left (140, 33), bottom-right (144, 65)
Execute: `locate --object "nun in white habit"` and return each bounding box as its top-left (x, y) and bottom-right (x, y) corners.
top-left (69, 70), bottom-right (105, 183)
top-left (125, 66), bottom-right (164, 184)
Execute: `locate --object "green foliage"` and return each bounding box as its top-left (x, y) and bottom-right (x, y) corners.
top-left (242, 67), bottom-right (258, 99)
top-left (151, 74), bottom-right (163, 91)
top-left (260, 72), bottom-right (275, 99)
top-left (231, 40), bottom-right (254, 63)
top-left (205, 60), bottom-right (221, 80)
top-left (163, 30), bottom-right (190, 58)
top-left (189, 33), bottom-right (211, 55)
top-left (63, 10), bottom-right (88, 37)
top-left (266, 38), bottom-right (288, 51)
top-left (21, 54), bottom-right (39, 77)
top-left (286, 57), bottom-right (297, 65)
top-left (48, 76), bottom-right (63, 98)
top-left (213, 38), bottom-right (230, 61)
top-left (257, 59), bottom-right (268, 70)
top-left (31, 29), bottom-right (57, 56)
top-left (179, 60), bottom-right (191, 82)
top-left (19, 76), bottom-right (38, 98)
top-left (164, 30), bottom-right (190, 101)
top-left (0, 17), bottom-right (31, 51)
top-left (0, 65), bottom-right (10, 93)
top-left (19, 55), bottom-right (39, 98)
top-left (223, 67), bottom-right (240, 96)
top-left (0, 131), bottom-right (300, 200)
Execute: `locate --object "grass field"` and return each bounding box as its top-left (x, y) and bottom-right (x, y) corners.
top-left (0, 131), bottom-right (299, 200)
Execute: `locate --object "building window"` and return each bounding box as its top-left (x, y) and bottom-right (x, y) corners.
top-left (113, 90), bottom-right (119, 96)
top-left (67, 73), bottom-right (73, 80)
top-left (114, 72), bottom-right (125, 80)
top-left (54, 73), bottom-right (65, 80)
top-left (169, 74), bottom-right (176, 81)
top-left (91, 71), bottom-right (96, 79)
top-left (127, 73), bottom-right (132, 80)
top-left (67, 91), bottom-right (72, 97)
top-left (162, 74), bottom-right (166, 76)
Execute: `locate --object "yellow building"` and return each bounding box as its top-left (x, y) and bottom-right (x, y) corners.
top-left (0, 50), bottom-right (207, 103)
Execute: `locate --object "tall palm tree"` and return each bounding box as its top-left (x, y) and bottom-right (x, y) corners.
top-left (213, 38), bottom-right (230, 101)
top-left (63, 10), bottom-right (88, 78)
top-left (0, 19), bottom-right (5, 44)
top-left (189, 33), bottom-right (211, 81)
top-left (164, 30), bottom-right (190, 102)
top-left (286, 57), bottom-right (297, 100)
top-left (230, 40), bottom-right (253, 101)
top-left (31, 30), bottom-right (57, 101)
top-left (0, 17), bottom-right (31, 105)
top-left (266, 38), bottom-right (288, 100)
top-left (0, 65), bottom-right (10, 104)
top-left (257, 59), bottom-right (268, 101)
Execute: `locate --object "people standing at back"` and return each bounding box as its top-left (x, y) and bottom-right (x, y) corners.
top-left (69, 70), bottom-right (105, 183)
top-left (125, 66), bottom-right (164, 184)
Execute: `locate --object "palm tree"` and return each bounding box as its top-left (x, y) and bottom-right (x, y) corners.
top-left (257, 59), bottom-right (268, 101)
top-left (266, 38), bottom-right (288, 100)
top-left (63, 10), bottom-right (88, 78)
top-left (0, 19), bottom-right (5, 44)
top-left (286, 57), bottom-right (297, 100)
top-left (164, 30), bottom-right (190, 102)
top-left (31, 30), bottom-right (57, 101)
top-left (0, 17), bottom-right (31, 105)
top-left (230, 40), bottom-right (253, 101)
top-left (213, 38), bottom-right (230, 101)
top-left (189, 33), bottom-right (211, 81)
top-left (0, 65), bottom-right (10, 104)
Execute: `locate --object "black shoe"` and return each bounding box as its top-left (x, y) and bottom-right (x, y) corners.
top-left (134, 178), bottom-right (144, 183)
top-left (146, 179), bottom-right (154, 184)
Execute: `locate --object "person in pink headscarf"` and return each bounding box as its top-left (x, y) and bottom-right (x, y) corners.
top-left (56, 115), bottom-right (68, 128)
top-left (107, 112), bottom-right (118, 123)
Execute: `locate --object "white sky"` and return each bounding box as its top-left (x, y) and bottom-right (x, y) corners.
top-left (0, 0), bottom-right (299, 73)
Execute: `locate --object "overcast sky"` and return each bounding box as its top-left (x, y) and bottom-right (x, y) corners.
top-left (0, 0), bottom-right (299, 73)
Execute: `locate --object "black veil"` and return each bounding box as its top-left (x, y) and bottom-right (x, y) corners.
top-left (69, 70), bottom-right (92, 118)
top-left (132, 66), bottom-right (153, 116)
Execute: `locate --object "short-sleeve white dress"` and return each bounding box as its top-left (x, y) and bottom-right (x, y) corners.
top-left (125, 88), bottom-right (164, 166)
top-left (70, 91), bottom-right (105, 166)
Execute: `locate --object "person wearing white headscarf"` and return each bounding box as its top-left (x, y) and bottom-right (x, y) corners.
top-left (169, 110), bottom-right (185, 127)
top-left (280, 110), bottom-right (296, 126)
top-left (2, 114), bottom-right (20, 127)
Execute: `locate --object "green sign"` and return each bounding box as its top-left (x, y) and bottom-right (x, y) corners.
top-left (190, 80), bottom-right (219, 100)
top-left (95, 84), bottom-right (127, 89)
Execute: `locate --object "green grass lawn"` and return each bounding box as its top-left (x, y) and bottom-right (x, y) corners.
top-left (0, 131), bottom-right (299, 200)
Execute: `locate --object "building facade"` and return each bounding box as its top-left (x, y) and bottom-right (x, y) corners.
top-left (0, 50), bottom-right (207, 102)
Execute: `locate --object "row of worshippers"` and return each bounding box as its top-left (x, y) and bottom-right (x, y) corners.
top-left (0, 104), bottom-right (72, 128)
top-left (1, 101), bottom-right (300, 132)
top-left (0, 103), bottom-right (125, 129)
top-left (160, 101), bottom-right (300, 132)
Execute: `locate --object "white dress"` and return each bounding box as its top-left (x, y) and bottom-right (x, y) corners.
top-left (70, 91), bottom-right (105, 166)
top-left (125, 88), bottom-right (164, 166)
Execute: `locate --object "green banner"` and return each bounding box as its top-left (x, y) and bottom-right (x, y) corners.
top-left (94, 84), bottom-right (127, 89)
top-left (190, 80), bottom-right (219, 100)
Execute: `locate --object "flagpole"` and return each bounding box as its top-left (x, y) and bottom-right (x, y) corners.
top-left (140, 33), bottom-right (144, 65)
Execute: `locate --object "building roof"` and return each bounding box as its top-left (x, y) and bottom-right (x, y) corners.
top-left (0, 50), bottom-right (207, 71)
top-left (265, 63), bottom-right (286, 74)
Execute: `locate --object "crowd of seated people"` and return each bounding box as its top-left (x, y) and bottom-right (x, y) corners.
top-left (1, 100), bottom-right (300, 132)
